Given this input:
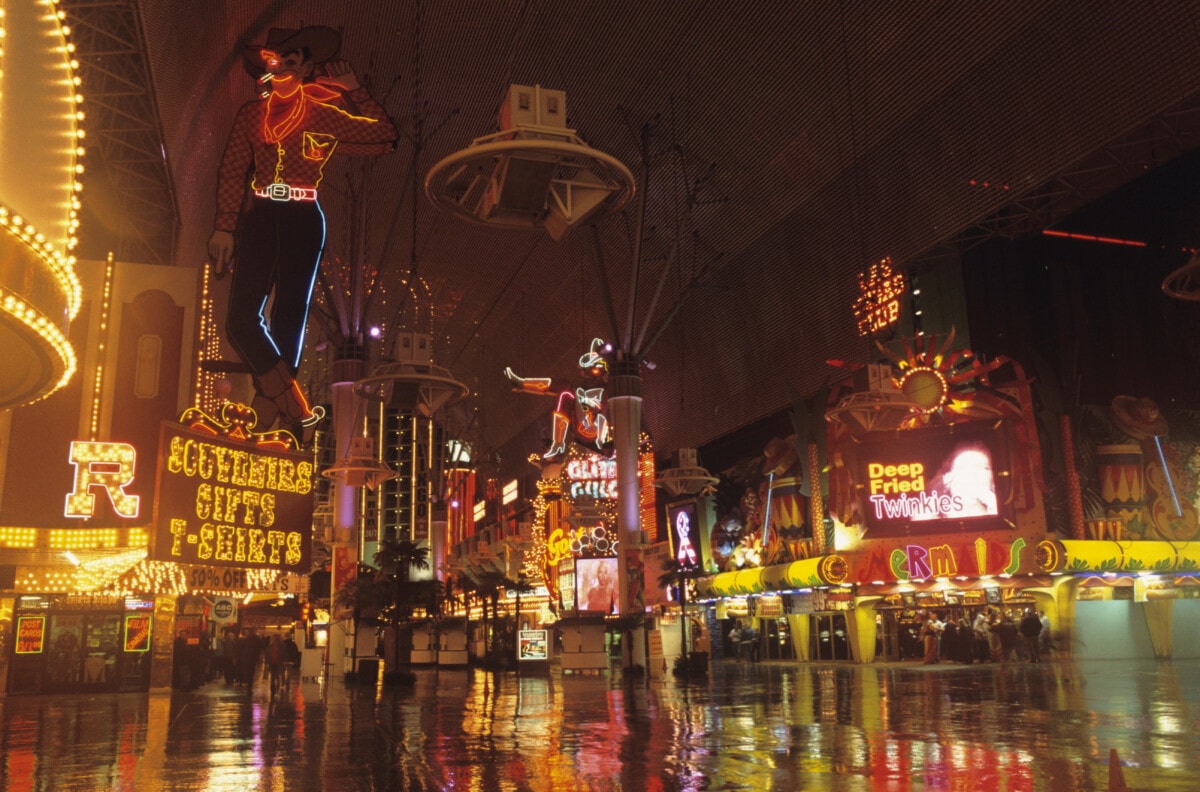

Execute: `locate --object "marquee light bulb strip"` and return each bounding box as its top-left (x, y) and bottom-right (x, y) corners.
top-left (0, 287), bottom-right (77, 393)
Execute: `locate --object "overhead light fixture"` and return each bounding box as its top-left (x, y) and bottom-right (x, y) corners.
top-left (425, 84), bottom-right (634, 241)
top-left (321, 436), bottom-right (398, 491)
top-left (654, 448), bottom-right (718, 497)
top-left (353, 331), bottom-right (468, 418)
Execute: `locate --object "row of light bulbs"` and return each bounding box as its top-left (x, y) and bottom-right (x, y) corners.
top-left (0, 1), bottom-right (86, 401)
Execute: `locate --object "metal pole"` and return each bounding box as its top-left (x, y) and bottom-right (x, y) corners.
top-left (609, 357), bottom-right (644, 668)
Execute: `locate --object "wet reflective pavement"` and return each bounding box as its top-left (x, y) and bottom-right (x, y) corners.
top-left (0, 658), bottom-right (1197, 791)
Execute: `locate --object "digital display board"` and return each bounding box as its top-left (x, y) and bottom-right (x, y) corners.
top-left (667, 500), bottom-right (702, 571)
top-left (575, 556), bottom-right (618, 613)
top-left (851, 421), bottom-right (1012, 537)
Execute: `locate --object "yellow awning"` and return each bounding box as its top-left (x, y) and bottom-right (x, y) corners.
top-left (1037, 539), bottom-right (1200, 574)
top-left (697, 554), bottom-right (848, 598)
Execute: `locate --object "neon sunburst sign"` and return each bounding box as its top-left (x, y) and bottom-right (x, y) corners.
top-left (876, 328), bottom-right (1020, 427)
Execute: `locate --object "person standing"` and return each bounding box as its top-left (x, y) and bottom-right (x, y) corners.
top-left (221, 628), bottom-right (238, 684)
top-left (283, 633), bottom-right (301, 684)
top-left (1039, 610), bottom-right (1053, 656)
top-left (265, 634), bottom-right (286, 696)
top-left (972, 611), bottom-right (990, 663)
top-left (727, 622), bottom-right (742, 661)
top-left (1019, 609), bottom-right (1043, 663)
top-left (237, 628), bottom-right (262, 686)
top-left (208, 25), bottom-right (398, 439)
top-left (920, 612), bottom-right (940, 664)
top-left (932, 612), bottom-right (947, 662)
top-left (743, 622), bottom-right (760, 662)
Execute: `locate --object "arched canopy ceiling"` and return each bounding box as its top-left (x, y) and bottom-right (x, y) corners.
top-left (68, 0), bottom-right (1200, 469)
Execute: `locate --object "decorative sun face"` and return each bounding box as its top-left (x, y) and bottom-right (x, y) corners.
top-left (899, 366), bottom-right (948, 412)
top-left (877, 328), bottom-right (1019, 427)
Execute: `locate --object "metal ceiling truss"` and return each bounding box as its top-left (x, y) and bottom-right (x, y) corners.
top-left (61, 0), bottom-right (178, 266)
top-left (950, 98), bottom-right (1200, 254)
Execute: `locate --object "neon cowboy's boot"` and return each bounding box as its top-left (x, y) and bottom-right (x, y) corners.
top-left (593, 412), bottom-right (610, 450)
top-left (544, 410), bottom-right (571, 459)
top-left (256, 360), bottom-right (322, 441)
top-left (251, 393), bottom-right (281, 432)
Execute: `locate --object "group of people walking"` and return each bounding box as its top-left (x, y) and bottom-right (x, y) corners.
top-left (173, 627), bottom-right (300, 693)
top-left (920, 608), bottom-right (1052, 664)
top-left (726, 621), bottom-right (760, 661)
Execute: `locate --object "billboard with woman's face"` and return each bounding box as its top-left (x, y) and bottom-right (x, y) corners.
top-left (575, 557), bottom-right (618, 613)
top-left (850, 421), bottom-right (1013, 537)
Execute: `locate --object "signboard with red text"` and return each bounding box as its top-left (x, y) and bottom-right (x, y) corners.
top-left (16, 616), bottom-right (45, 654)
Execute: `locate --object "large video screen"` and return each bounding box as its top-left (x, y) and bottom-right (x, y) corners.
top-left (575, 557), bottom-right (618, 613)
top-left (852, 421), bottom-right (1012, 537)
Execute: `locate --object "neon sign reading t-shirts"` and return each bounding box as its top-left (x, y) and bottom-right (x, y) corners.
top-left (854, 422), bottom-right (1010, 538)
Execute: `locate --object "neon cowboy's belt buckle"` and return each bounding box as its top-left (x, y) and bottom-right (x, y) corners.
top-left (256, 184), bottom-right (317, 202)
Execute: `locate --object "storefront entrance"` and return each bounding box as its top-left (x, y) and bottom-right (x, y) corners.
top-left (7, 596), bottom-right (153, 695)
top-left (809, 613), bottom-right (851, 661)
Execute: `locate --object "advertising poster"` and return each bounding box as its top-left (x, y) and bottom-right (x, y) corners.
top-left (518, 629), bottom-right (548, 661)
top-left (15, 615), bottom-right (45, 654)
top-left (124, 614), bottom-right (152, 652)
top-left (642, 542), bottom-right (672, 608)
top-left (575, 557), bottom-right (618, 613)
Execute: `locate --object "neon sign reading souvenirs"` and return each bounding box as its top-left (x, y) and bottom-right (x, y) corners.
top-left (150, 425), bottom-right (313, 572)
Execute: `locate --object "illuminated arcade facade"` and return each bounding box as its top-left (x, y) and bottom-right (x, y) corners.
top-left (687, 328), bottom-right (1200, 664)
top-left (0, 253), bottom-right (316, 695)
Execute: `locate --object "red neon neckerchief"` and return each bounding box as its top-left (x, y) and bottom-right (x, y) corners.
top-left (262, 81), bottom-right (342, 143)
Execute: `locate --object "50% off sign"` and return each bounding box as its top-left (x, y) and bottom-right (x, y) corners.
top-left (183, 565), bottom-right (306, 594)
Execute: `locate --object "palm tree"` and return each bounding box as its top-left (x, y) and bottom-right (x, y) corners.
top-left (510, 571), bottom-right (536, 627)
top-left (371, 538), bottom-right (430, 670)
top-left (373, 538), bottom-right (430, 622)
top-left (472, 569), bottom-right (509, 659)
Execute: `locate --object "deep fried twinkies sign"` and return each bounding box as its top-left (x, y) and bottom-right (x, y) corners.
top-left (151, 424), bottom-right (313, 572)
